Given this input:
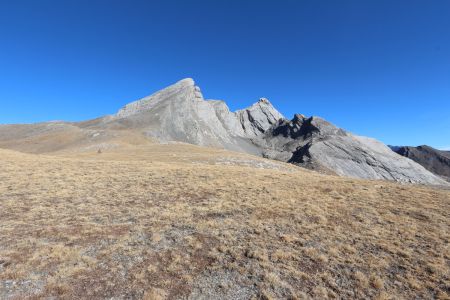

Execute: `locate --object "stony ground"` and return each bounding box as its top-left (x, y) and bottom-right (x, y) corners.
top-left (0, 144), bottom-right (449, 299)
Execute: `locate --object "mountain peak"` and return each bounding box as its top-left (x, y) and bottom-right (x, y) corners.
top-left (116, 78), bottom-right (201, 118)
top-left (235, 98), bottom-right (284, 137)
top-left (174, 77), bottom-right (195, 87)
top-left (258, 97), bottom-right (270, 104)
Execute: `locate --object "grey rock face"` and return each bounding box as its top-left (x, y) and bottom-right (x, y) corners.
top-left (390, 145), bottom-right (450, 181)
top-left (259, 115), bottom-right (447, 185)
top-left (235, 98), bottom-right (284, 137)
top-left (110, 78), bottom-right (283, 154)
top-left (116, 78), bottom-right (199, 118)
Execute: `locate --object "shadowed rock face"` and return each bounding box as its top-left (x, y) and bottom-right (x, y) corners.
top-left (0, 78), bottom-right (446, 185)
top-left (390, 145), bottom-right (450, 181)
top-left (258, 115), bottom-right (447, 185)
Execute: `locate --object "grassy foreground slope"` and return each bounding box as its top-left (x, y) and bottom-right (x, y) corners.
top-left (0, 144), bottom-right (449, 299)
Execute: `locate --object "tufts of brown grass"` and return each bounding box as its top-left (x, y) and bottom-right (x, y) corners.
top-left (0, 145), bottom-right (449, 299)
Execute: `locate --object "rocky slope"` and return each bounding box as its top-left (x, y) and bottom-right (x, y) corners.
top-left (0, 78), bottom-right (446, 185)
top-left (258, 115), bottom-right (446, 184)
top-left (390, 145), bottom-right (450, 181)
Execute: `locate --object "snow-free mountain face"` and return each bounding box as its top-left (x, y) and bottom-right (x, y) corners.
top-left (107, 78), bottom-right (283, 154)
top-left (259, 115), bottom-right (447, 185)
top-left (0, 78), bottom-right (446, 186)
top-left (390, 145), bottom-right (450, 182)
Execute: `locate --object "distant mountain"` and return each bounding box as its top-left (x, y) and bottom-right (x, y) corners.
top-left (389, 145), bottom-right (450, 182)
top-left (0, 78), bottom-right (446, 186)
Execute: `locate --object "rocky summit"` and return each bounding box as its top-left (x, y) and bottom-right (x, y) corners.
top-left (0, 78), bottom-right (446, 186)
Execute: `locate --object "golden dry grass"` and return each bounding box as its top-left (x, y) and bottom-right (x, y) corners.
top-left (0, 144), bottom-right (449, 299)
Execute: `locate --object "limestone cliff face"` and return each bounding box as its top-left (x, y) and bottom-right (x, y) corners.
top-left (235, 98), bottom-right (284, 137)
top-left (111, 78), bottom-right (284, 154)
top-left (116, 78), bottom-right (201, 118)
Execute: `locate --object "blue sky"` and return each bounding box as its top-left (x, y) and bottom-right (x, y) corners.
top-left (0, 0), bottom-right (449, 149)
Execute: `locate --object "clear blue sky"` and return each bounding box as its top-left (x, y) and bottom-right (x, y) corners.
top-left (1, 0), bottom-right (449, 149)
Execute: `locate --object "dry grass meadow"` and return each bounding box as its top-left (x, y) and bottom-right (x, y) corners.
top-left (0, 143), bottom-right (449, 299)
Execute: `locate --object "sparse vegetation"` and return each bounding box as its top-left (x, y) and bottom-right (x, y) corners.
top-left (0, 144), bottom-right (449, 299)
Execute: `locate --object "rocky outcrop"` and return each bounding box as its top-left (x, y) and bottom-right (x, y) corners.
top-left (235, 98), bottom-right (284, 137)
top-left (390, 145), bottom-right (450, 181)
top-left (257, 115), bottom-right (447, 185)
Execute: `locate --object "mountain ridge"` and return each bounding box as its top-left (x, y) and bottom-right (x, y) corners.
top-left (0, 78), bottom-right (446, 186)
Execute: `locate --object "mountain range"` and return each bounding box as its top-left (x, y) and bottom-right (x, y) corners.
top-left (0, 78), bottom-right (447, 186)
